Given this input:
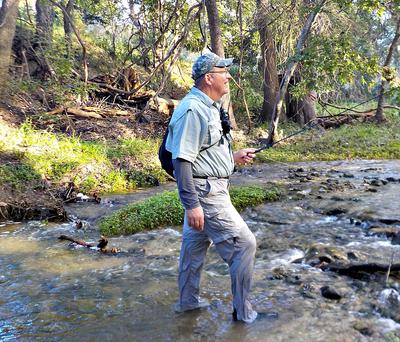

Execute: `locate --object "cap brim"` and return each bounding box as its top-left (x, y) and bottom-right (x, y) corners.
top-left (215, 57), bottom-right (234, 67)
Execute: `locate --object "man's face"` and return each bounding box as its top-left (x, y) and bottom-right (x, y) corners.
top-left (207, 67), bottom-right (231, 98)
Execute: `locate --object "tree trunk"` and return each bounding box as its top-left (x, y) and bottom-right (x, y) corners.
top-left (205, 0), bottom-right (223, 56)
top-left (267, 0), bottom-right (326, 145)
top-left (63, 0), bottom-right (75, 56)
top-left (205, 0), bottom-right (237, 130)
top-left (375, 16), bottom-right (400, 123)
top-left (257, 0), bottom-right (279, 123)
top-left (0, 0), bottom-right (19, 100)
top-left (35, 0), bottom-right (55, 78)
top-left (35, 0), bottom-right (54, 49)
top-left (287, 91), bottom-right (317, 126)
top-left (286, 72), bottom-right (316, 125)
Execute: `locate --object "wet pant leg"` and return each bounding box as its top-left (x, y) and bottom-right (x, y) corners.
top-left (176, 214), bottom-right (211, 312)
top-left (214, 218), bottom-right (258, 323)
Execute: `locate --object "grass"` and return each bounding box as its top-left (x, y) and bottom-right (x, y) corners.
top-left (0, 121), bottom-right (167, 193)
top-left (99, 185), bottom-right (283, 236)
top-left (256, 110), bottom-right (400, 163)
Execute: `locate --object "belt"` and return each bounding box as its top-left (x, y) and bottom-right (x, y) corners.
top-left (193, 176), bottom-right (229, 179)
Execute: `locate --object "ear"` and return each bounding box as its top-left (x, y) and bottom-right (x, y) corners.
top-left (204, 73), bottom-right (213, 86)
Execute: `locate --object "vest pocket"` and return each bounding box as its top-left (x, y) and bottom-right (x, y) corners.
top-left (207, 122), bottom-right (222, 146)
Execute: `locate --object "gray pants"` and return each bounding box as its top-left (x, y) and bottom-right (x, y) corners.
top-left (177, 178), bottom-right (258, 323)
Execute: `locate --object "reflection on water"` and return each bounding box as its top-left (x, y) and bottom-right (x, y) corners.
top-left (1, 160), bottom-right (400, 341)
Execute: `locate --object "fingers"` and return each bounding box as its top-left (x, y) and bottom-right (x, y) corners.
top-left (239, 148), bottom-right (256, 165)
top-left (244, 148), bottom-right (257, 154)
top-left (187, 208), bottom-right (204, 231)
top-left (242, 154), bottom-right (254, 163)
top-left (188, 216), bottom-right (204, 231)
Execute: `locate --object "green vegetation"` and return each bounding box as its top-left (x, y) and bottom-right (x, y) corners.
top-left (99, 185), bottom-right (283, 236)
top-left (0, 121), bottom-right (167, 193)
top-left (257, 111), bottom-right (400, 163)
top-left (1, 110), bottom-right (399, 195)
top-left (0, 164), bottom-right (40, 189)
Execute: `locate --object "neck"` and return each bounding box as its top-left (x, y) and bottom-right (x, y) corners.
top-left (196, 84), bottom-right (220, 102)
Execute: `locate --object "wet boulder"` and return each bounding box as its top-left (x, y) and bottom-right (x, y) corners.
top-left (304, 243), bottom-right (350, 267)
top-left (320, 285), bottom-right (342, 300)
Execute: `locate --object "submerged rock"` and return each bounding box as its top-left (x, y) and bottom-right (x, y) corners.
top-left (320, 285), bottom-right (342, 300)
top-left (353, 322), bottom-right (375, 337)
top-left (299, 282), bottom-right (318, 299)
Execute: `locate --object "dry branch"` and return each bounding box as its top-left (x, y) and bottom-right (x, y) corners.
top-left (58, 235), bottom-right (120, 253)
top-left (44, 106), bottom-right (135, 119)
top-left (58, 234), bottom-right (95, 247)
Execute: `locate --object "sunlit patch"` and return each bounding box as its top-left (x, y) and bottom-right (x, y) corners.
top-left (0, 238), bottom-right (42, 254)
top-left (21, 249), bottom-right (125, 275)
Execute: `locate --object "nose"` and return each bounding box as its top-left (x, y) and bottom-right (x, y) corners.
top-left (226, 71), bottom-right (232, 79)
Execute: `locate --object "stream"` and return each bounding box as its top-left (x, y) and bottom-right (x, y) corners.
top-left (1, 160), bottom-right (400, 342)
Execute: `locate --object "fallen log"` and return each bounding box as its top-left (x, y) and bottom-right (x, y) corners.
top-left (66, 108), bottom-right (104, 119)
top-left (46, 107), bottom-right (65, 115)
top-left (318, 112), bottom-right (374, 128)
top-left (150, 96), bottom-right (179, 115)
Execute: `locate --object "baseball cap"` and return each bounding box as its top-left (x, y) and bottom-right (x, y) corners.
top-left (192, 52), bottom-right (234, 80)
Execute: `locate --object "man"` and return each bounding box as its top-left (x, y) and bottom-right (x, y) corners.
top-left (166, 52), bottom-right (258, 323)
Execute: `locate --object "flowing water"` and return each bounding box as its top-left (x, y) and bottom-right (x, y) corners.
top-left (1, 160), bottom-right (400, 342)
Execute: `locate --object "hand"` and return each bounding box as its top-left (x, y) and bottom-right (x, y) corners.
top-left (233, 148), bottom-right (256, 165)
top-left (186, 206), bottom-right (204, 231)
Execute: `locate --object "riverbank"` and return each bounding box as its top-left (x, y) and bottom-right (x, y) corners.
top-left (0, 101), bottom-right (399, 222)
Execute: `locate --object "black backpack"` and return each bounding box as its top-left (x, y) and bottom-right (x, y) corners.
top-left (158, 125), bottom-right (174, 178)
top-left (158, 108), bottom-right (231, 179)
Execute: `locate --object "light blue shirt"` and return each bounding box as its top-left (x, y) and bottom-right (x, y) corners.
top-left (165, 87), bottom-right (234, 177)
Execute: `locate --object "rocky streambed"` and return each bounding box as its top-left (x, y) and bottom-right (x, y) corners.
top-left (1, 159), bottom-right (399, 341)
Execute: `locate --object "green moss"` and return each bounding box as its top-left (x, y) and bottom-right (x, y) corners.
top-left (99, 185), bottom-right (283, 236)
top-left (230, 185), bottom-right (282, 211)
top-left (99, 190), bottom-right (184, 236)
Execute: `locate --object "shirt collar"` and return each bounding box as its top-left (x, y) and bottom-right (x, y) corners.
top-left (190, 86), bottom-right (219, 108)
